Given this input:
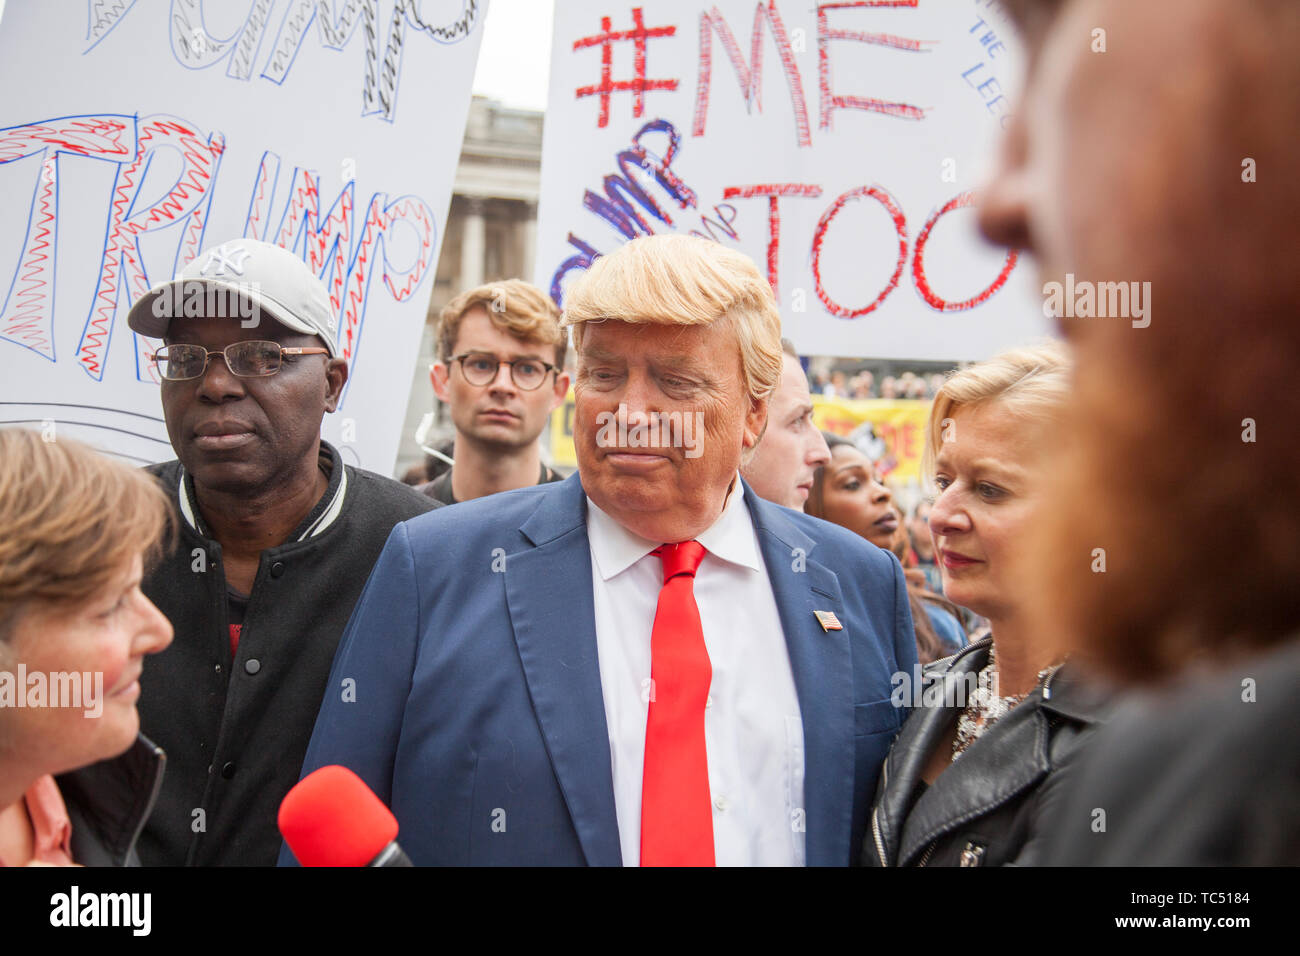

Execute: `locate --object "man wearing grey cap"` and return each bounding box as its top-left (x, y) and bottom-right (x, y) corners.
top-left (126, 237), bottom-right (437, 866)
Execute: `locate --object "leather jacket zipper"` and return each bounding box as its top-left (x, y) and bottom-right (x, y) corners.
top-left (871, 760), bottom-right (889, 866)
top-left (876, 637), bottom-right (999, 869)
top-left (959, 842), bottom-right (987, 867)
top-left (1042, 664), bottom-right (1061, 700)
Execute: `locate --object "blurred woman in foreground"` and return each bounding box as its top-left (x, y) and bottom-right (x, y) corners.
top-left (969, 0), bottom-right (1300, 865)
top-left (0, 429), bottom-right (173, 866)
top-left (862, 343), bottom-right (1111, 866)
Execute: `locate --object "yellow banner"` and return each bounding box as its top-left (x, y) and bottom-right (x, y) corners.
top-left (549, 390), bottom-right (578, 468)
top-left (812, 397), bottom-right (931, 483)
top-left (550, 393), bottom-right (932, 482)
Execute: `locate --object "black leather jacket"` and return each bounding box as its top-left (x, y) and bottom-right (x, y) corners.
top-left (54, 735), bottom-right (165, 866)
top-left (1038, 635), bottom-right (1300, 865)
top-left (863, 636), bottom-right (1112, 866)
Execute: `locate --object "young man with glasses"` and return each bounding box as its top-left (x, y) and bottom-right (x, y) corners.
top-left (124, 238), bottom-right (436, 865)
top-left (422, 280), bottom-right (570, 504)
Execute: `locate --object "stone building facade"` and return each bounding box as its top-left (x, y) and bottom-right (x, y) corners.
top-left (394, 96), bottom-right (544, 480)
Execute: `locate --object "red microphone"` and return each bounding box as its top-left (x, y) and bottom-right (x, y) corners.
top-left (279, 765), bottom-right (413, 867)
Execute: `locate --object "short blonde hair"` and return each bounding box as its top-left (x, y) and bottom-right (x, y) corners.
top-left (562, 235), bottom-right (783, 406)
top-left (436, 279), bottom-right (566, 366)
top-left (923, 342), bottom-right (1072, 480)
top-left (0, 429), bottom-right (172, 641)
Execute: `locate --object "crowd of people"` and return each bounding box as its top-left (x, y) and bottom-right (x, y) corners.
top-left (813, 369), bottom-right (949, 401)
top-left (1, 0), bottom-right (1296, 869)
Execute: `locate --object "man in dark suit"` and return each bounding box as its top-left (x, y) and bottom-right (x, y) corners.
top-left (286, 234), bottom-right (916, 866)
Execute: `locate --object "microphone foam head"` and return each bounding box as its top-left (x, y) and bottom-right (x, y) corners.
top-left (279, 765), bottom-right (400, 867)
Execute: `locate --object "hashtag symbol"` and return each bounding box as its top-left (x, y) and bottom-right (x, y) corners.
top-left (573, 7), bottom-right (679, 128)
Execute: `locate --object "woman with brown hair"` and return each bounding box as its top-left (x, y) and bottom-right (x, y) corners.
top-left (805, 436), bottom-right (960, 664)
top-left (862, 343), bottom-right (1112, 867)
top-left (0, 429), bottom-right (173, 866)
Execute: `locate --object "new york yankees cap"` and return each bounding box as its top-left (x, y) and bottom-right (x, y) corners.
top-left (127, 238), bottom-right (341, 357)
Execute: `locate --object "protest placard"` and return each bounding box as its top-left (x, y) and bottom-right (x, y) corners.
top-left (537, 0), bottom-right (1047, 361)
top-left (0, 0), bottom-right (484, 471)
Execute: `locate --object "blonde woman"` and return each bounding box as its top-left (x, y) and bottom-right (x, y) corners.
top-left (0, 429), bottom-right (173, 866)
top-left (863, 343), bottom-right (1111, 867)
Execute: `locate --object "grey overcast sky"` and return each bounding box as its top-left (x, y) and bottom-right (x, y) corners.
top-left (0, 0), bottom-right (555, 112)
top-left (472, 0), bottom-right (555, 112)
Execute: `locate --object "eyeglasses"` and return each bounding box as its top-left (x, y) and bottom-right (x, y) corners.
top-left (450, 351), bottom-right (557, 391)
top-left (152, 341), bottom-right (329, 381)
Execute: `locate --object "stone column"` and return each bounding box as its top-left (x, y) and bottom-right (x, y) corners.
top-left (459, 197), bottom-right (486, 292)
top-left (522, 200), bottom-right (538, 283)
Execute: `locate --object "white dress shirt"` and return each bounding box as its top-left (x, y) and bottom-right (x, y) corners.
top-left (586, 479), bottom-right (806, 866)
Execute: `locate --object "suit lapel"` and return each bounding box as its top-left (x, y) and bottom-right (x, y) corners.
top-left (505, 474), bottom-right (622, 866)
top-left (747, 488), bottom-right (855, 866)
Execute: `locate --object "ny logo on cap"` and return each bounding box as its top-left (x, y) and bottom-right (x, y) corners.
top-left (202, 242), bottom-right (253, 277)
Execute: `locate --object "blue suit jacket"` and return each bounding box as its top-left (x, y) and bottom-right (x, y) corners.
top-left (281, 474), bottom-right (916, 866)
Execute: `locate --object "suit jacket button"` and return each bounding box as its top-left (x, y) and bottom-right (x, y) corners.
top-left (221, 762), bottom-right (236, 779)
top-left (245, 658), bottom-right (261, 675)
top-left (270, 561), bottom-right (286, 578)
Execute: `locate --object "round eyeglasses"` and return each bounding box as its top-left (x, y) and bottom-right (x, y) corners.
top-left (450, 351), bottom-right (558, 391)
top-left (152, 341), bottom-right (330, 381)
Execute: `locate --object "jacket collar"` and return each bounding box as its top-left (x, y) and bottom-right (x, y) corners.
top-left (176, 441), bottom-right (348, 542)
top-left (55, 734), bottom-right (165, 867)
top-left (584, 475), bottom-right (762, 578)
top-left (507, 474), bottom-right (854, 866)
top-left (429, 460), bottom-right (558, 506)
top-left (508, 473), bottom-right (621, 865)
top-left (1038, 660), bottom-right (1114, 724)
top-left (874, 637), bottom-right (1108, 866)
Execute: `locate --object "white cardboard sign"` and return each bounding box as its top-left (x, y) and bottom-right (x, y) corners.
top-left (537, 0), bottom-right (1047, 361)
top-left (0, 0), bottom-right (485, 471)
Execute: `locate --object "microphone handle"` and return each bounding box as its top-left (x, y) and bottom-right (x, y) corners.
top-left (368, 841), bottom-right (413, 867)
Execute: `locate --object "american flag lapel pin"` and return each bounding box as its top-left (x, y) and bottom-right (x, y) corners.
top-left (814, 610), bottom-right (842, 632)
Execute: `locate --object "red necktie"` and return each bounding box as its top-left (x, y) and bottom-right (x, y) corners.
top-left (640, 540), bottom-right (714, 866)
